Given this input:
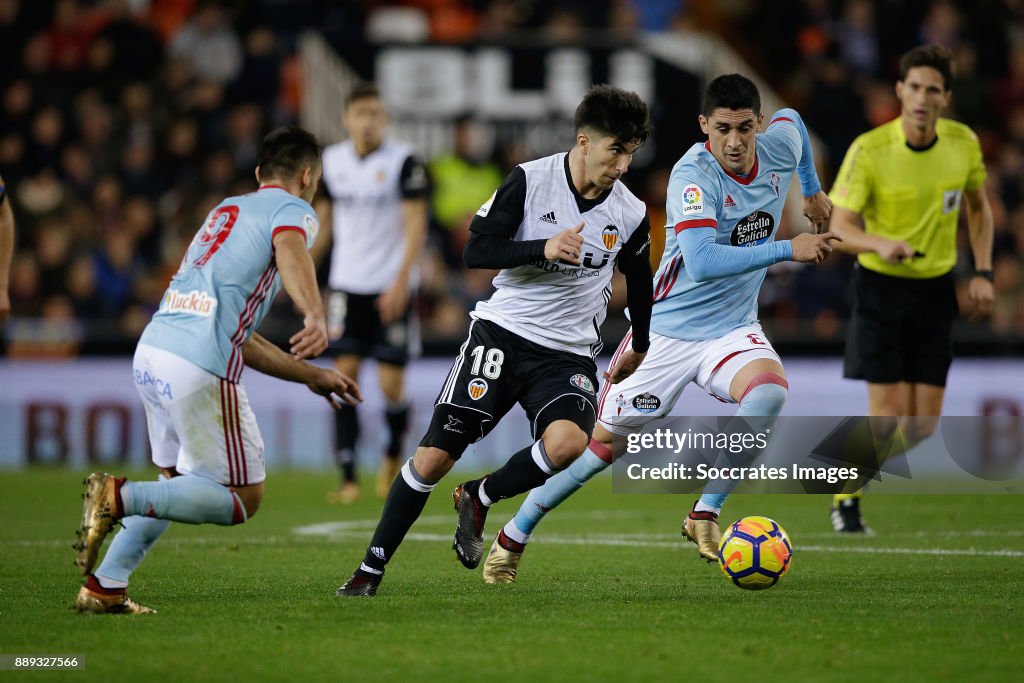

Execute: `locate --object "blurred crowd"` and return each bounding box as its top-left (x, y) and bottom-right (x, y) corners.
top-left (1, 0), bottom-right (1021, 357)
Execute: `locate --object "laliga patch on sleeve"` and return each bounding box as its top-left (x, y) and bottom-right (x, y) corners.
top-left (476, 191), bottom-right (496, 217)
top-left (681, 184), bottom-right (704, 215)
top-left (303, 213), bottom-right (319, 245)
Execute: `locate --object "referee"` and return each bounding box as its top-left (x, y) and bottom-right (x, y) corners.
top-left (827, 44), bottom-right (995, 532)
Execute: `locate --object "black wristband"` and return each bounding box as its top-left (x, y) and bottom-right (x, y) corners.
top-left (974, 270), bottom-right (995, 282)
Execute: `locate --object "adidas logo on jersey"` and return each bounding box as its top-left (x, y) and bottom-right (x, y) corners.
top-left (724, 194), bottom-right (736, 208)
top-left (539, 211), bottom-right (557, 224)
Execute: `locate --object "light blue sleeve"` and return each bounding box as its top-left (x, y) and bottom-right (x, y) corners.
top-left (667, 159), bottom-right (720, 229)
top-left (675, 228), bottom-right (793, 283)
top-left (767, 108), bottom-right (821, 197)
top-left (271, 200), bottom-right (319, 249)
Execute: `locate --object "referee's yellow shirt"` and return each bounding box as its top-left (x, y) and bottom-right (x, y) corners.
top-left (829, 117), bottom-right (986, 279)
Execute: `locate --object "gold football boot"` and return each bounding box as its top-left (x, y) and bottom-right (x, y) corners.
top-left (682, 505), bottom-right (721, 563)
top-left (73, 473), bottom-right (120, 576)
top-left (481, 534), bottom-right (523, 584)
top-left (76, 581), bottom-right (155, 615)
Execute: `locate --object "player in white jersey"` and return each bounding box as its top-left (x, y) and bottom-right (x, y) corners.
top-left (72, 127), bottom-right (362, 614)
top-left (338, 85), bottom-right (654, 596)
top-left (314, 83), bottom-right (428, 504)
top-left (483, 74), bottom-right (840, 583)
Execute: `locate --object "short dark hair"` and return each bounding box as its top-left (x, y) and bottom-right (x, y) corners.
top-left (574, 85), bottom-right (651, 146)
top-left (257, 126), bottom-right (321, 181)
top-left (899, 44), bottom-right (953, 90)
top-left (702, 74), bottom-right (761, 117)
top-left (345, 82), bottom-right (381, 109)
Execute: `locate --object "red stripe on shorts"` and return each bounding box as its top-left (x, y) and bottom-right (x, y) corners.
top-left (231, 383), bottom-right (248, 485)
top-left (219, 380), bottom-right (236, 486)
top-left (596, 329), bottom-right (632, 419)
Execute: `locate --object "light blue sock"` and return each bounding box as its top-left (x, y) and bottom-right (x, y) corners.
top-left (508, 446), bottom-right (610, 542)
top-left (121, 475), bottom-right (246, 526)
top-left (696, 492), bottom-right (729, 514)
top-left (94, 515), bottom-right (170, 588)
top-left (95, 474), bottom-right (173, 588)
top-left (696, 381), bottom-right (787, 515)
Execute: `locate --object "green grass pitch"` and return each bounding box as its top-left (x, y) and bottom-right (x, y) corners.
top-left (1, 469), bottom-right (1022, 682)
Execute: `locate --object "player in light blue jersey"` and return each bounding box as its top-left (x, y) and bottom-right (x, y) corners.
top-left (483, 74), bottom-right (840, 582)
top-left (72, 127), bottom-right (362, 614)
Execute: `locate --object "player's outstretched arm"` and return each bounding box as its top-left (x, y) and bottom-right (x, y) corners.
top-left (827, 206), bottom-right (914, 263)
top-left (274, 229), bottom-right (327, 358)
top-left (676, 227), bottom-right (792, 282)
top-left (242, 332), bottom-right (362, 408)
top-left (790, 231), bottom-right (842, 264)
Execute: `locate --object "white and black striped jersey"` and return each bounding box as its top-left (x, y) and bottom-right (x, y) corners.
top-left (321, 139), bottom-right (427, 293)
top-left (470, 152), bottom-right (650, 358)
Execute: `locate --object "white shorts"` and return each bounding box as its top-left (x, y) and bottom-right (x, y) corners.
top-left (133, 344), bottom-right (266, 486)
top-left (597, 324), bottom-right (781, 435)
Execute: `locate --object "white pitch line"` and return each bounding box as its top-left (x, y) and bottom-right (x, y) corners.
top-left (385, 532), bottom-right (1024, 558)
top-left (14, 533), bottom-right (1024, 557)
top-left (290, 520), bottom-right (1024, 558)
top-left (794, 529), bottom-right (1024, 539)
top-left (7, 517), bottom-right (1024, 559)
top-left (799, 544), bottom-right (1024, 558)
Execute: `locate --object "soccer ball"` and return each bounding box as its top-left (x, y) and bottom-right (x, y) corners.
top-left (717, 516), bottom-right (793, 590)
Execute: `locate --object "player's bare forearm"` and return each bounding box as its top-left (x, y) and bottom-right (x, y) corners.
top-left (827, 207), bottom-right (876, 254)
top-left (962, 185), bottom-right (995, 319)
top-left (242, 333), bottom-right (318, 384)
top-left (379, 199), bottom-right (428, 322)
top-left (274, 229), bottom-right (328, 358)
top-left (310, 196), bottom-right (333, 267)
top-left (828, 208), bottom-right (912, 263)
top-left (0, 200), bottom-right (14, 321)
top-left (243, 333), bottom-right (362, 406)
top-left (964, 186), bottom-right (994, 271)
top-left (274, 230), bottom-right (324, 320)
top-left (397, 198), bottom-right (428, 284)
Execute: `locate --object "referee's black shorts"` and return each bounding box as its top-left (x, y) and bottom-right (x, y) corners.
top-left (844, 265), bottom-right (957, 387)
top-left (420, 318), bottom-right (599, 459)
